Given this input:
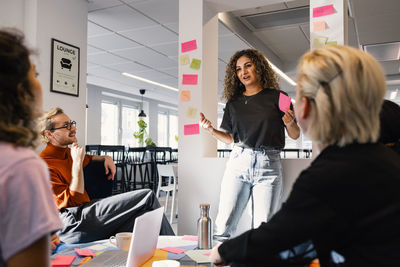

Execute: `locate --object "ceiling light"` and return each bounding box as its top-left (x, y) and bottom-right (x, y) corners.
top-left (138, 89), bottom-right (147, 119)
top-left (122, 72), bottom-right (179, 92)
top-left (390, 89), bottom-right (398, 100)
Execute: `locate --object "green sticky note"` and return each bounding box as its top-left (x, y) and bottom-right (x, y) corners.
top-left (326, 41), bottom-right (338, 46)
top-left (190, 58), bottom-right (202, 70)
top-left (312, 36), bottom-right (328, 49)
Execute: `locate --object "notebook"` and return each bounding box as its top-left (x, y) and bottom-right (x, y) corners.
top-left (83, 207), bottom-right (164, 267)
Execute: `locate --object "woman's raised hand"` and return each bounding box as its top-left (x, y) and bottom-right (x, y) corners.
top-left (199, 112), bottom-right (214, 133)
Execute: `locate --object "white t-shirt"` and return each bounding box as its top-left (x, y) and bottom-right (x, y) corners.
top-left (0, 142), bottom-right (62, 266)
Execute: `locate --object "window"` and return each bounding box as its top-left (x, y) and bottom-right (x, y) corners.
top-left (122, 105), bottom-right (139, 147)
top-left (158, 112), bottom-right (168, 147)
top-left (101, 101), bottom-right (119, 145)
top-left (169, 114), bottom-right (178, 148)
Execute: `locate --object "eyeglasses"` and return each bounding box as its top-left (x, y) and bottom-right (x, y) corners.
top-left (51, 120), bottom-right (76, 131)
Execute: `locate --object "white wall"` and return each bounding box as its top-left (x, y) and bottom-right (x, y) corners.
top-left (0, 0), bottom-right (24, 30)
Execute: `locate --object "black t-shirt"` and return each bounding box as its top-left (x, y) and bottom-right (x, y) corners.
top-left (220, 88), bottom-right (291, 149)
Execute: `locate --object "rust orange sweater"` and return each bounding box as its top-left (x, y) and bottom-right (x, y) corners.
top-left (40, 143), bottom-right (93, 209)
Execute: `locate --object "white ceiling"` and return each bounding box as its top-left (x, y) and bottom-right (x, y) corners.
top-left (86, 0), bottom-right (400, 106)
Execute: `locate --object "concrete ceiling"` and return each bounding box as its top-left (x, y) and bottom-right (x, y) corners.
top-left (86, 0), bottom-right (400, 106)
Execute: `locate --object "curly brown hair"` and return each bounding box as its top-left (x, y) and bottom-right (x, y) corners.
top-left (222, 49), bottom-right (280, 101)
top-left (0, 29), bottom-right (38, 148)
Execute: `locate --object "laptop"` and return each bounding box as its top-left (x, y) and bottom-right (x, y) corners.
top-left (84, 207), bottom-right (164, 267)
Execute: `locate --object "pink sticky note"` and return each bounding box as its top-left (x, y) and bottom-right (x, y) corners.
top-left (182, 235), bottom-right (198, 241)
top-left (204, 252), bottom-right (211, 257)
top-left (279, 93), bottom-right (291, 113)
top-left (51, 256), bottom-right (75, 267)
top-left (161, 247), bottom-right (187, 254)
top-left (313, 21), bottom-right (327, 32)
top-left (182, 74), bottom-right (198, 85)
top-left (184, 124), bottom-right (200, 135)
top-left (181, 40), bottom-right (197, 53)
top-left (75, 248), bottom-right (95, 257)
top-left (313, 4), bottom-right (334, 18)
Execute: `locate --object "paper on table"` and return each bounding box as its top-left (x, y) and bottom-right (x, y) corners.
top-left (279, 93), bottom-right (291, 113)
top-left (160, 247), bottom-right (187, 254)
top-left (313, 4), bottom-right (335, 18)
top-left (184, 124), bottom-right (199, 135)
top-left (182, 74), bottom-right (198, 85)
top-left (186, 107), bottom-right (197, 119)
top-left (75, 248), bottom-right (95, 257)
top-left (181, 40), bottom-right (197, 53)
top-left (180, 54), bottom-right (190, 65)
top-left (86, 244), bottom-right (108, 251)
top-left (312, 36), bottom-right (328, 49)
top-left (51, 255), bottom-right (75, 266)
top-left (190, 58), bottom-right (201, 70)
top-left (185, 249), bottom-right (212, 263)
top-left (182, 235), bottom-right (198, 241)
top-left (179, 90), bottom-right (191, 101)
top-left (313, 21), bottom-right (327, 32)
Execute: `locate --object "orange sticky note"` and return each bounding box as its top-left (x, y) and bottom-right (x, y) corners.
top-left (313, 21), bottom-right (327, 32)
top-left (182, 74), bottom-right (198, 85)
top-left (313, 4), bottom-right (335, 18)
top-left (180, 90), bottom-right (191, 101)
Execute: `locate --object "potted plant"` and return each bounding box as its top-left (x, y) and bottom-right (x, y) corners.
top-left (133, 119), bottom-right (156, 147)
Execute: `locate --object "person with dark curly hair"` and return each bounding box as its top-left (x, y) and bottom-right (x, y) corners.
top-left (379, 99), bottom-right (400, 155)
top-left (200, 49), bottom-right (300, 240)
top-left (0, 29), bottom-right (62, 267)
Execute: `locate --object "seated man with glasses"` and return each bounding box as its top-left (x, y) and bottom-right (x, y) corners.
top-left (38, 107), bottom-right (174, 244)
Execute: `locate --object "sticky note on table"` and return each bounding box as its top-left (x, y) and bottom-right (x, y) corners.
top-left (160, 247), bottom-right (187, 254)
top-left (180, 90), bottom-right (191, 101)
top-left (52, 255), bottom-right (76, 266)
top-left (313, 4), bottom-right (334, 18)
top-left (312, 36), bottom-right (328, 49)
top-left (182, 74), bottom-right (198, 85)
top-left (184, 124), bottom-right (199, 135)
top-left (185, 249), bottom-right (212, 263)
top-left (190, 58), bottom-right (202, 70)
top-left (181, 40), bottom-right (197, 53)
top-left (313, 21), bottom-right (327, 32)
top-left (279, 93), bottom-right (291, 113)
top-left (75, 248), bottom-right (95, 257)
top-left (180, 54), bottom-right (190, 65)
top-left (182, 235), bottom-right (198, 241)
top-left (187, 107), bottom-right (197, 119)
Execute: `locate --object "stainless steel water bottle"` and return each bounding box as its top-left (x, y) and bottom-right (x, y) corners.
top-left (197, 203), bottom-right (212, 249)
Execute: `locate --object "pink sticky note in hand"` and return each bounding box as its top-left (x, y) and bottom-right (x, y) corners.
top-left (184, 124), bottom-right (200, 135)
top-left (51, 255), bottom-right (76, 267)
top-left (279, 93), bottom-right (291, 113)
top-left (313, 4), bottom-right (335, 18)
top-left (161, 247), bottom-right (187, 254)
top-left (75, 248), bottom-right (95, 257)
top-left (182, 235), bottom-right (198, 241)
top-left (181, 40), bottom-right (197, 53)
top-left (182, 74), bottom-right (198, 85)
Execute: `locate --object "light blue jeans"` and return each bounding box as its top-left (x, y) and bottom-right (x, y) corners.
top-left (214, 146), bottom-right (283, 239)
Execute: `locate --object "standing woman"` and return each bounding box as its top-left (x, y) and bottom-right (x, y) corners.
top-left (200, 49), bottom-right (300, 240)
top-left (0, 29), bottom-right (62, 267)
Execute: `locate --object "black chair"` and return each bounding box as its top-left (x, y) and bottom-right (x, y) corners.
top-left (83, 160), bottom-right (113, 199)
top-left (99, 145), bottom-right (127, 194)
top-left (85, 144), bottom-right (100, 155)
top-left (126, 147), bottom-right (151, 190)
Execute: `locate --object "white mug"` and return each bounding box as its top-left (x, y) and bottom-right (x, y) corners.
top-left (109, 232), bottom-right (132, 251)
top-left (152, 260), bottom-right (180, 267)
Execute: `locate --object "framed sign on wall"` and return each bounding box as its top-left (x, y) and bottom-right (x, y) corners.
top-left (50, 38), bottom-right (80, 97)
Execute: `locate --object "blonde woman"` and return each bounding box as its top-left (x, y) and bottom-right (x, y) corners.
top-left (200, 49), bottom-right (300, 240)
top-left (211, 45), bottom-right (400, 266)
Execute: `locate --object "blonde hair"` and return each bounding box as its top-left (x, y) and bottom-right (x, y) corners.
top-left (38, 107), bottom-right (64, 143)
top-left (297, 45), bottom-right (386, 146)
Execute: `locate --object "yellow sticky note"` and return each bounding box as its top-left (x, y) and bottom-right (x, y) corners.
top-left (180, 54), bottom-right (190, 65)
top-left (190, 58), bottom-right (202, 70)
top-left (313, 21), bottom-right (327, 32)
top-left (326, 41), bottom-right (338, 46)
top-left (142, 249), bottom-right (168, 267)
top-left (187, 107), bottom-right (198, 119)
top-left (312, 36), bottom-right (328, 49)
top-left (180, 90), bottom-right (191, 101)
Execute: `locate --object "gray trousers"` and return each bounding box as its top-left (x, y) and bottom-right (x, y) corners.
top-left (58, 189), bottom-right (174, 243)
